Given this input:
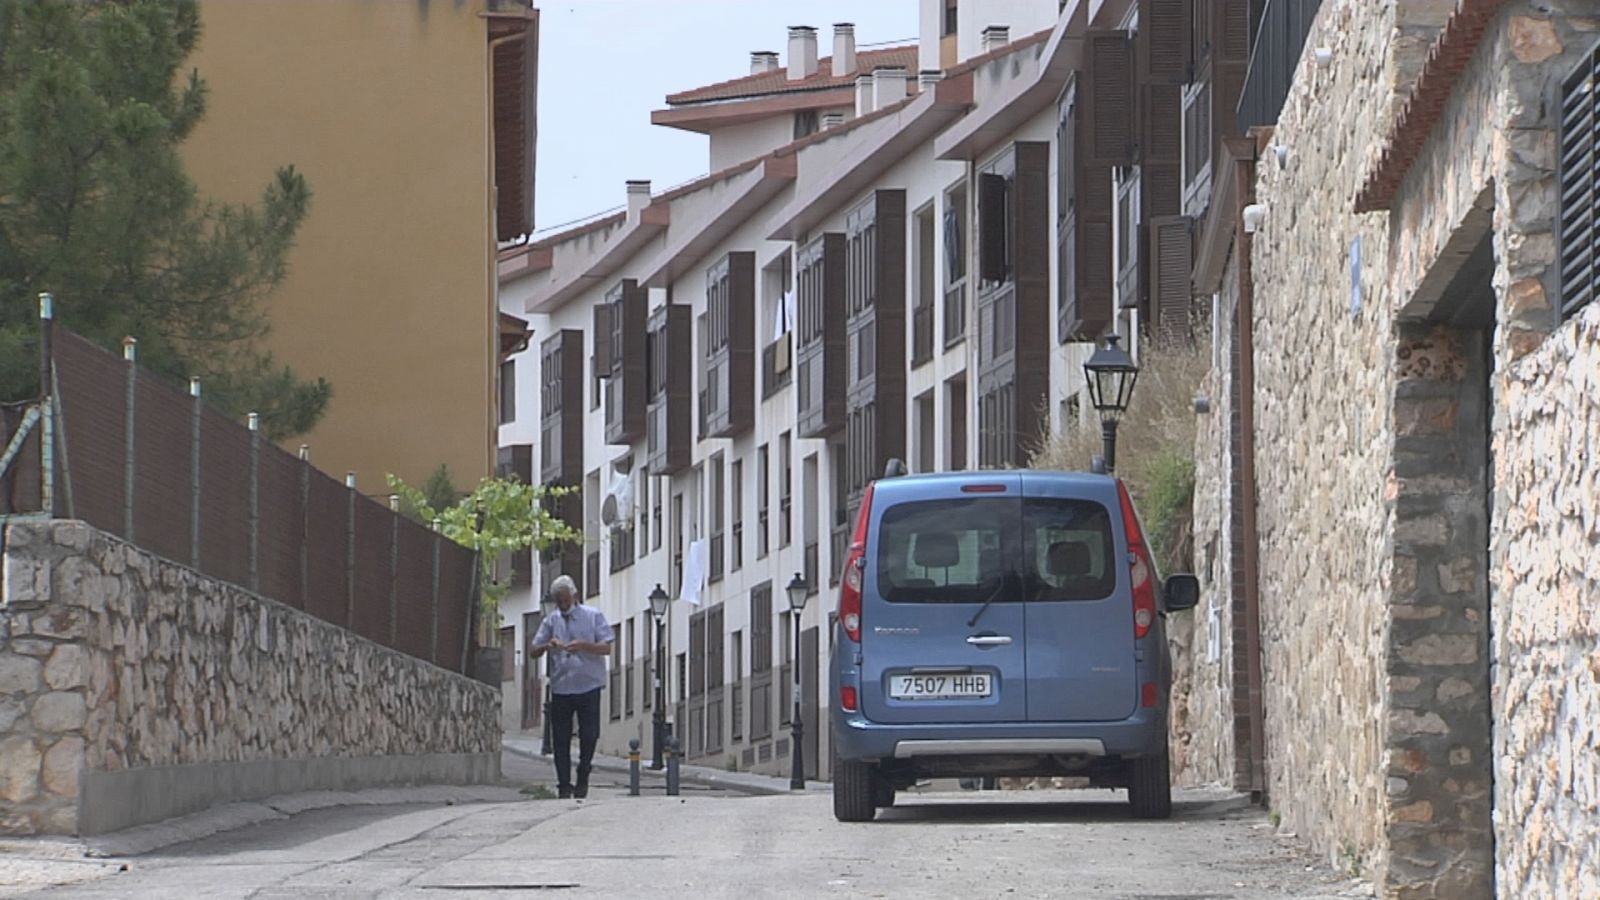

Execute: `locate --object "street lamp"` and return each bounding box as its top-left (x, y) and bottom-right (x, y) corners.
top-left (648, 583), bottom-right (670, 771)
top-left (1082, 334), bottom-right (1140, 474)
top-left (538, 590), bottom-right (557, 756)
top-left (786, 572), bottom-right (810, 790)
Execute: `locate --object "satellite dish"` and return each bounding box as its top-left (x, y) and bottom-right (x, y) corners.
top-left (600, 472), bottom-right (634, 527)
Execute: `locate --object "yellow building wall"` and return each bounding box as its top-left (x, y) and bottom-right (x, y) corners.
top-left (183, 0), bottom-right (497, 490)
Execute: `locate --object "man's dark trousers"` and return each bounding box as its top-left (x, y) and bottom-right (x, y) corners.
top-left (549, 687), bottom-right (602, 797)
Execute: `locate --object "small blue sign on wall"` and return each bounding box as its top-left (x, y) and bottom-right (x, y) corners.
top-left (1350, 235), bottom-right (1363, 317)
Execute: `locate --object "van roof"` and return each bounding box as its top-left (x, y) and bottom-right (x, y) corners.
top-left (875, 469), bottom-right (1118, 491)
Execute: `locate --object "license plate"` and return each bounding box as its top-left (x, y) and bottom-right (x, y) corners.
top-left (889, 672), bottom-right (992, 700)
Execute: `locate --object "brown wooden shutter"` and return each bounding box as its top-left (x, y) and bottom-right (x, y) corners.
top-left (1066, 97), bottom-right (1114, 339)
top-left (1149, 215), bottom-right (1193, 344)
top-left (593, 301), bottom-right (614, 374)
top-left (1142, 82), bottom-right (1183, 216)
top-left (1084, 30), bottom-right (1135, 168)
top-left (1212, 0), bottom-right (1251, 139)
top-left (1138, 0), bottom-right (1192, 86)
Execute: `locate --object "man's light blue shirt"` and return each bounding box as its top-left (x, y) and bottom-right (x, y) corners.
top-left (533, 604), bottom-right (614, 696)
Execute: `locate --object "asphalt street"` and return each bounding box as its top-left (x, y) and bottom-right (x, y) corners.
top-left (2, 751), bottom-right (1372, 899)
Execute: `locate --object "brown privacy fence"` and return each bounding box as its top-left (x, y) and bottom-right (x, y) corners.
top-left (1, 321), bottom-right (477, 673)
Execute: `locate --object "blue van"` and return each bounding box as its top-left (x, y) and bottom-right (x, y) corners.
top-left (829, 470), bottom-right (1200, 821)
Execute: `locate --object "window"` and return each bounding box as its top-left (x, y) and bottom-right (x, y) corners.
top-left (779, 432), bottom-right (793, 547)
top-left (731, 459), bottom-right (744, 571)
top-left (978, 172), bottom-right (1012, 285)
top-left (944, 183), bottom-right (968, 346)
top-left (875, 497), bottom-right (1116, 604)
top-left (653, 472), bottom-right (664, 550)
top-left (709, 454), bottom-right (726, 582)
top-left (1562, 45), bottom-right (1600, 317)
top-left (757, 444), bottom-right (770, 558)
top-left (499, 360), bottom-right (515, 424)
top-left (943, 0), bottom-right (957, 37)
top-left (794, 110), bottom-right (819, 139)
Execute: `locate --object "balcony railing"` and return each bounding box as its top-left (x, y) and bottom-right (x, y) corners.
top-left (709, 533), bottom-right (725, 583)
top-left (943, 281), bottom-right (967, 347)
top-left (1237, 0), bottom-right (1324, 133)
top-left (911, 302), bottom-right (935, 367)
top-left (762, 338), bottom-right (792, 399)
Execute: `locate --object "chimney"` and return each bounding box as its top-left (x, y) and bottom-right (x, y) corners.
top-left (919, 69), bottom-right (942, 89)
top-left (855, 74), bottom-right (874, 116)
top-left (832, 23), bottom-right (856, 77)
top-left (981, 25), bottom-right (1010, 54)
top-left (821, 111), bottom-right (846, 129)
top-left (787, 26), bottom-right (818, 80)
top-left (626, 180), bottom-right (651, 219)
top-left (750, 51), bottom-right (780, 74)
top-left (873, 66), bottom-right (908, 111)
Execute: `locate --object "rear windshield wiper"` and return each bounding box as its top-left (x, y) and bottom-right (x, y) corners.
top-left (967, 568), bottom-right (1015, 628)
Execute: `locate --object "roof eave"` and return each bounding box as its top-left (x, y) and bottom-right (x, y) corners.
top-left (766, 77), bottom-right (974, 242)
top-left (639, 155), bottom-right (799, 287)
top-left (523, 208), bottom-right (670, 315)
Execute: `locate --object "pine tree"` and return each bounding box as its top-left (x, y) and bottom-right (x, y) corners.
top-left (0, 0), bottom-right (328, 440)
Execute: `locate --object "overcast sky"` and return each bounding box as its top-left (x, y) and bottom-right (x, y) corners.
top-left (534, 1), bottom-right (918, 236)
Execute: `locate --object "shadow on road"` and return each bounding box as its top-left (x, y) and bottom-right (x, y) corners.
top-left (874, 796), bottom-right (1234, 825)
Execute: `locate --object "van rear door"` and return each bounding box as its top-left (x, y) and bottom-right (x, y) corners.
top-left (1019, 478), bottom-right (1138, 722)
top-left (857, 477), bottom-right (1027, 724)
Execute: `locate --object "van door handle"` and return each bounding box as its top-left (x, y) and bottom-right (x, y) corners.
top-left (966, 635), bottom-right (1013, 646)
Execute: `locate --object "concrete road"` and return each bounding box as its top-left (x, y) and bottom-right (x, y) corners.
top-left (9, 762), bottom-right (1369, 899)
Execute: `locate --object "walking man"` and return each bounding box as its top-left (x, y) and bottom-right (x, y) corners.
top-left (529, 575), bottom-right (614, 798)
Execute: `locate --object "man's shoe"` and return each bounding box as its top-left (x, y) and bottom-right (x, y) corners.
top-left (557, 786), bottom-right (573, 799)
top-left (573, 784), bottom-right (588, 799)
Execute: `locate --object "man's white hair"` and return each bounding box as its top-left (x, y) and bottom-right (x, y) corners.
top-left (550, 574), bottom-right (578, 600)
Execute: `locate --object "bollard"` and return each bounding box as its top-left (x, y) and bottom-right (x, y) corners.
top-left (666, 737), bottom-right (681, 797)
top-left (628, 739), bottom-right (641, 797)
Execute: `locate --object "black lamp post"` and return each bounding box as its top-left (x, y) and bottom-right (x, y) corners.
top-left (1082, 334), bottom-right (1140, 474)
top-left (786, 572), bottom-right (810, 790)
top-left (538, 590), bottom-right (556, 756)
top-left (648, 583), bottom-right (670, 770)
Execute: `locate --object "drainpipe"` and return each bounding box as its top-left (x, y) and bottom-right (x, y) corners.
top-left (1231, 136), bottom-right (1267, 798)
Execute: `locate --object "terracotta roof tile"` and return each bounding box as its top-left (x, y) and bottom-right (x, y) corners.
top-left (666, 45), bottom-right (918, 104)
top-left (1354, 0), bottom-right (1509, 213)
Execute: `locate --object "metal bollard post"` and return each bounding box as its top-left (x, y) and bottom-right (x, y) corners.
top-left (666, 737), bottom-right (681, 797)
top-left (628, 739), bottom-right (641, 797)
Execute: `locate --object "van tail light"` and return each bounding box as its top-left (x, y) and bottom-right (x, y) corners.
top-left (1117, 479), bottom-right (1159, 640)
top-left (1141, 682), bottom-right (1158, 708)
top-left (838, 483), bottom-right (875, 644)
top-left (840, 685), bottom-right (859, 712)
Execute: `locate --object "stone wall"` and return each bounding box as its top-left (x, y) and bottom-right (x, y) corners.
top-left (1244, 0), bottom-right (1406, 878)
top-left (1493, 301), bottom-right (1600, 898)
top-left (0, 520), bottom-right (501, 836)
top-left (1173, 282), bottom-right (1241, 790)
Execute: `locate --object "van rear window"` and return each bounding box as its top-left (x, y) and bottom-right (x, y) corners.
top-left (876, 497), bottom-right (1115, 604)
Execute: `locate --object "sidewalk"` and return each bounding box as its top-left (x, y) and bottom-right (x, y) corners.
top-left (501, 733), bottom-right (830, 797)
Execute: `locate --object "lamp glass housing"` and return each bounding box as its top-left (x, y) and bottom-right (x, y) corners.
top-left (786, 573), bottom-right (809, 613)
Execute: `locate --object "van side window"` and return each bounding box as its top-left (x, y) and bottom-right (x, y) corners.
top-left (1024, 499), bottom-right (1116, 601)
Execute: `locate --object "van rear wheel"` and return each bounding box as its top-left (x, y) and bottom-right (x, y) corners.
top-left (833, 757), bottom-right (878, 822)
top-left (1127, 746), bottom-right (1173, 819)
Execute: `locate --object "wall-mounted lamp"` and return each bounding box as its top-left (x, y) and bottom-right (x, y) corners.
top-left (1243, 204), bottom-right (1268, 234)
top-left (1194, 395), bottom-right (1212, 415)
top-left (1272, 144), bottom-right (1289, 169)
top-left (1314, 47), bottom-right (1333, 66)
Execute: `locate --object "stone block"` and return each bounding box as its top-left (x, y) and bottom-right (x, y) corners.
top-left (0, 695), bottom-right (24, 731)
top-left (30, 691), bottom-right (87, 733)
top-left (0, 655), bottom-right (43, 695)
top-left (1398, 634), bottom-right (1480, 666)
top-left (43, 645), bottom-right (89, 690)
top-left (26, 607), bottom-right (85, 641)
top-left (9, 639), bottom-right (54, 657)
top-left (41, 735), bottom-right (83, 799)
top-left (0, 736), bottom-right (41, 803)
top-left (1509, 16), bottom-right (1563, 64)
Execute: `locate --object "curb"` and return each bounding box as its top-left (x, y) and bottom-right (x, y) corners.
top-left (501, 740), bottom-right (828, 797)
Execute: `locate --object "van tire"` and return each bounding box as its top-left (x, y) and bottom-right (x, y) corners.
top-left (833, 757), bottom-right (879, 822)
top-left (1127, 747), bottom-right (1173, 819)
